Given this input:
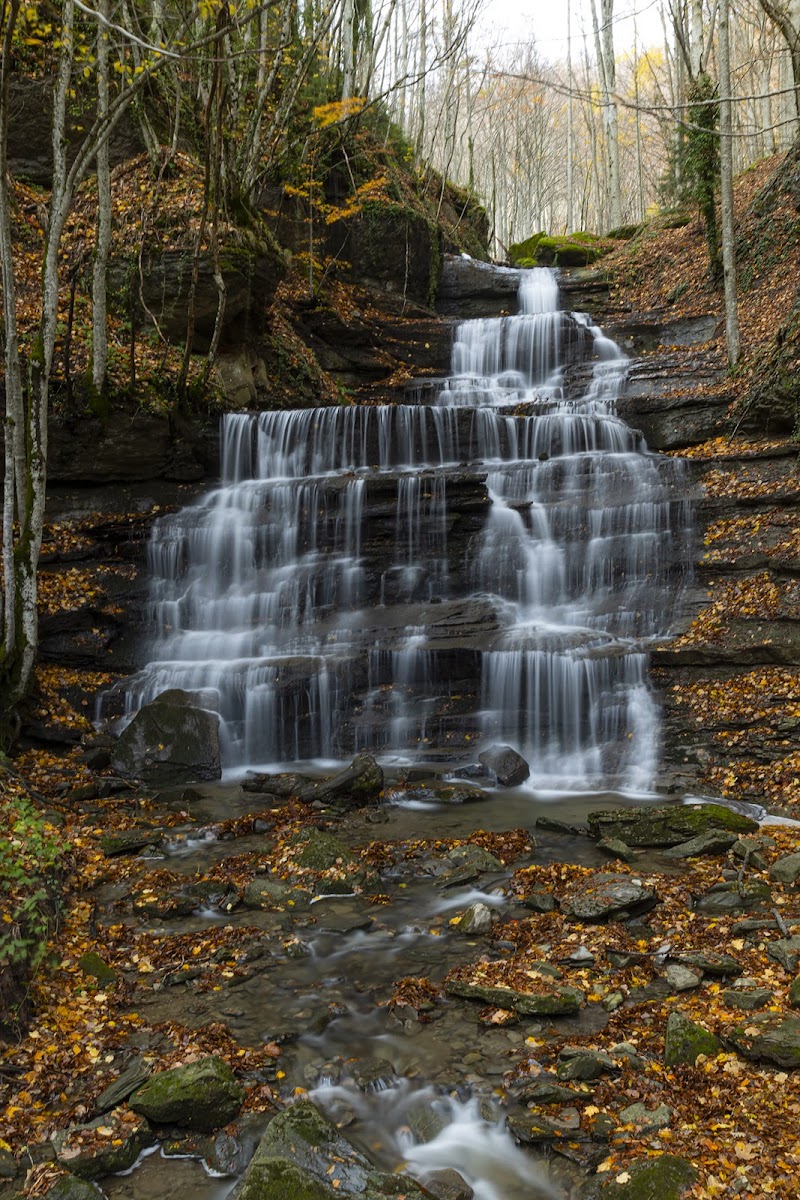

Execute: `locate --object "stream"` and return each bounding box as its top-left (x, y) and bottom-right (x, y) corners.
top-left (101, 265), bottom-right (694, 1198)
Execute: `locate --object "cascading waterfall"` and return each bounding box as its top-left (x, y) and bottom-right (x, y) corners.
top-left (115, 266), bottom-right (691, 788)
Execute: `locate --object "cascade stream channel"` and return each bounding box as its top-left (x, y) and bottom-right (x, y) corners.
top-left (102, 266), bottom-right (700, 1200)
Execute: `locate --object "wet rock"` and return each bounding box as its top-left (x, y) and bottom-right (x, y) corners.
top-left (477, 744), bottom-right (530, 787)
top-left (230, 1099), bottom-right (426, 1199)
top-left (454, 903), bottom-right (495, 934)
top-left (400, 783), bottom-right (488, 805)
top-left (299, 754), bottom-right (384, 807)
top-left (43, 1176), bottom-right (103, 1200)
top-left (51, 1111), bottom-right (154, 1179)
top-left (132, 884), bottom-right (198, 920)
top-left (292, 829), bottom-right (356, 871)
top-left (619, 1102), bottom-right (672, 1132)
top-left (584, 1153), bottom-right (697, 1199)
top-left (445, 978), bottom-right (584, 1015)
top-left (77, 951), bottom-right (116, 986)
top-left (435, 864), bottom-right (479, 889)
top-left (513, 1077), bottom-right (594, 1105)
top-left (242, 878), bottom-right (312, 911)
top-left (587, 804), bottom-right (757, 848)
top-left (523, 889), bottom-right (558, 913)
top-left (561, 873), bottom-right (657, 922)
top-left (112, 691), bottom-right (222, 787)
top-left (242, 772), bottom-right (310, 796)
top-left (722, 988), bottom-right (773, 1011)
top-left (94, 1058), bottom-right (151, 1113)
top-left (99, 827), bottom-right (162, 857)
top-left (662, 830), bottom-right (739, 858)
top-left (767, 936), bottom-right (800, 972)
top-left (726, 1013), bottom-right (800, 1068)
top-left (769, 853), bottom-right (800, 885)
top-left (673, 951), bottom-right (743, 978)
top-left (557, 1048), bottom-right (619, 1081)
top-left (506, 1113), bottom-right (561, 1143)
top-left (694, 880), bottom-right (772, 916)
top-left (535, 816), bottom-right (580, 834)
top-left (663, 1011), bottom-right (721, 1066)
top-left (453, 763), bottom-right (490, 781)
top-left (597, 837), bottom-right (638, 863)
top-left (419, 1168), bottom-right (474, 1200)
top-left (664, 964), bottom-right (702, 991)
top-left (130, 1055), bottom-right (244, 1132)
top-left (350, 1058), bottom-right (395, 1091)
top-left (446, 844), bottom-right (503, 872)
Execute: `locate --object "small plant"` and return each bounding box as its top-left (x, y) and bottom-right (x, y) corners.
top-left (0, 791), bottom-right (66, 972)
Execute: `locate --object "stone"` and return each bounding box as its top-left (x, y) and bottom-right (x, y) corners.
top-left (446, 844), bottom-right (503, 872)
top-left (299, 754), bottom-right (383, 807)
top-left (726, 1014), bottom-right (800, 1068)
top-left (77, 951), bottom-right (116, 986)
top-left (723, 988), bottom-right (773, 1011)
top-left (230, 1100), bottom-right (425, 1200)
top-left (663, 830), bottom-right (739, 858)
top-left (94, 1058), bottom-right (151, 1112)
top-left (130, 1056), bottom-right (244, 1132)
top-left (769, 853), bottom-right (800, 885)
top-left (767, 936), bottom-right (800, 973)
top-left (98, 827), bottom-right (162, 857)
top-left (789, 977), bottom-right (800, 1007)
top-left (445, 978), bottom-right (584, 1015)
top-left (664, 1011), bottom-right (721, 1066)
top-left (587, 804), bottom-right (757, 848)
top-left (44, 1177), bottom-right (103, 1200)
top-left (112, 691), bottom-right (221, 787)
top-left (673, 951), bottom-right (743, 977)
top-left (292, 829), bottom-right (356, 871)
top-left (665, 964), bottom-right (702, 992)
top-left (506, 1114), bottom-right (560, 1143)
top-left (561, 873), bottom-right (657, 922)
top-left (732, 838), bottom-right (769, 870)
top-left (619, 1102), bottom-right (672, 1132)
top-left (0, 1147), bottom-right (15, 1179)
top-left (694, 881), bottom-right (772, 916)
top-left (477, 744), bottom-right (530, 787)
top-left (609, 1042), bottom-right (647, 1069)
top-left (587, 1154), bottom-right (697, 1199)
top-left (523, 889), bottom-right (558, 913)
top-left (557, 1055), bottom-right (611, 1082)
top-left (597, 837), bottom-right (638, 863)
top-left (454, 903), bottom-right (495, 934)
top-left (513, 1077), bottom-right (593, 1105)
top-left (418, 1168), bottom-right (474, 1200)
top-left (51, 1112), bottom-right (154, 1179)
top-left (241, 877), bottom-right (314, 911)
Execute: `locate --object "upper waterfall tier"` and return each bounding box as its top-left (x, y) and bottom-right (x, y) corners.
top-left (115, 267), bottom-right (692, 788)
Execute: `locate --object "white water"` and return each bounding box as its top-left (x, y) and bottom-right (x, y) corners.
top-left (112, 267), bottom-right (691, 789)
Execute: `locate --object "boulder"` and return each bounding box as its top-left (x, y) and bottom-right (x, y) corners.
top-left (229, 1100), bottom-right (426, 1199)
top-left (44, 1177), bottom-right (104, 1200)
top-left (299, 754), bottom-right (384, 807)
top-left (662, 830), bottom-right (739, 858)
top-left (454, 903), bottom-right (494, 934)
top-left (587, 804), bottom-right (757, 848)
top-left (722, 988), bottom-right (773, 1011)
top-left (672, 951), bottom-right (743, 978)
top-left (561, 872), bottom-right (657, 922)
top-left (769, 853), bottom-right (800, 885)
top-left (292, 829), bottom-right (356, 871)
top-left (726, 1013), bottom-right (800, 1068)
top-left (768, 936), bottom-right (800, 972)
top-left (694, 881), bottom-right (772, 916)
top-left (789, 977), bottom-right (800, 1007)
top-left (99, 827), bottom-right (162, 857)
top-left (619, 1103), bottom-right (672, 1132)
top-left (597, 837), bottom-right (638, 863)
top-left (477, 744), bottom-right (530, 787)
top-left (585, 1154), bottom-right (697, 1199)
top-left (51, 1111), bottom-right (154, 1179)
top-left (130, 1056), bottom-right (244, 1132)
top-left (446, 844), bottom-right (503, 872)
top-left (445, 978), bottom-right (584, 1015)
top-left (664, 1011), bottom-right (721, 1066)
top-left (112, 691), bottom-right (221, 787)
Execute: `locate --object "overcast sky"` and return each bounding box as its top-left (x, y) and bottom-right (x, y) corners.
top-left (478, 0), bottom-right (666, 61)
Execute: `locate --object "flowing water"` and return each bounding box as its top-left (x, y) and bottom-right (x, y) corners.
top-left (117, 266), bottom-right (691, 790)
top-left (102, 269), bottom-right (694, 1196)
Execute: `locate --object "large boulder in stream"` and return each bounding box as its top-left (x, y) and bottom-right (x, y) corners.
top-left (129, 1056), bottom-right (244, 1132)
top-left (298, 754), bottom-right (384, 807)
top-left (477, 744), bottom-right (530, 787)
top-left (587, 803), bottom-right (757, 848)
top-left (229, 1100), bottom-right (426, 1199)
top-left (111, 690), bottom-right (222, 787)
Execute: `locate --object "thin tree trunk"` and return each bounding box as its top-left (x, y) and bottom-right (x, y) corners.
top-left (718, 0), bottom-right (740, 366)
top-left (92, 0), bottom-right (112, 396)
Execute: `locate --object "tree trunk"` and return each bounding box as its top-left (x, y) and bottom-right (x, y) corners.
top-left (718, 0), bottom-right (741, 366)
top-left (91, 0), bottom-right (112, 397)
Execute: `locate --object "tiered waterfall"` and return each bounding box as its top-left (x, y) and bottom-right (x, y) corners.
top-left (121, 267), bottom-right (692, 788)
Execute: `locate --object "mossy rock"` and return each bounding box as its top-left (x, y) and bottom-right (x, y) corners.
top-left (234, 1157), bottom-right (339, 1200)
top-left (664, 1011), bottom-right (721, 1066)
top-left (242, 878), bottom-right (312, 910)
top-left (292, 830), bottom-right (355, 871)
top-left (588, 1154), bottom-right (697, 1199)
top-left (445, 978), bottom-right (584, 1015)
top-left (726, 1013), bottom-right (800, 1068)
top-left (45, 1176), bottom-right (103, 1200)
top-left (77, 951), bottom-right (116, 986)
top-left (51, 1113), bottom-right (154, 1179)
top-left (508, 232), bottom-right (545, 265)
top-left (130, 1055), bottom-right (244, 1132)
top-left (588, 803), bottom-right (757, 848)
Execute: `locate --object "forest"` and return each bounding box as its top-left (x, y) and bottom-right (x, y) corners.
top-left (2, 0), bottom-right (800, 1198)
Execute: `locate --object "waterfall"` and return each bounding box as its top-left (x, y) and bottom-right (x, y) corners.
top-left (115, 267), bottom-right (691, 788)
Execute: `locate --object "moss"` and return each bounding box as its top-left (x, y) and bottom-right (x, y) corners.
top-left (292, 829), bottom-right (354, 870)
top-left (508, 232), bottom-right (545, 264)
top-left (130, 1056), bottom-right (244, 1132)
top-left (235, 1158), bottom-right (337, 1200)
top-left (595, 1154), bottom-right (698, 1199)
top-left (664, 1011), bottom-right (721, 1066)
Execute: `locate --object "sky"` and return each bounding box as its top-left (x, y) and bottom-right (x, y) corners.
top-left (478, 0), bottom-right (666, 61)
